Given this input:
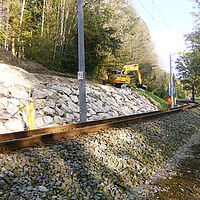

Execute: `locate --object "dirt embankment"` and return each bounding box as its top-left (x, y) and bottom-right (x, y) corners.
top-left (0, 48), bottom-right (71, 77)
top-left (0, 48), bottom-right (103, 85)
top-left (0, 48), bottom-right (49, 73)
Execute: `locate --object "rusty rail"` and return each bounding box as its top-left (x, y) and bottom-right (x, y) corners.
top-left (0, 103), bottom-right (199, 152)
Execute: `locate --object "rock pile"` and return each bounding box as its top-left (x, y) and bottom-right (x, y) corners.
top-left (0, 63), bottom-right (158, 133)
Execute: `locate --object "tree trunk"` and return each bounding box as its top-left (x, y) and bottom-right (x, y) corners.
top-left (19, 0), bottom-right (25, 26)
top-left (41, 0), bottom-right (46, 38)
top-left (60, 0), bottom-right (66, 37)
top-left (11, 37), bottom-right (15, 56)
top-left (61, 2), bottom-right (69, 53)
top-left (17, 0), bottom-right (26, 58)
top-left (192, 84), bottom-right (195, 102)
top-left (4, 0), bottom-right (9, 50)
top-left (53, 0), bottom-right (61, 63)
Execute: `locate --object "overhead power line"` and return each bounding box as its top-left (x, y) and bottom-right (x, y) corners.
top-left (151, 0), bottom-right (170, 29)
top-left (136, 0), bottom-right (163, 30)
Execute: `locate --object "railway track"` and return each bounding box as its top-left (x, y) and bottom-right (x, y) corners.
top-left (0, 103), bottom-right (199, 152)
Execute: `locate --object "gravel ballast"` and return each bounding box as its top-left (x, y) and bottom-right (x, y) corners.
top-left (0, 107), bottom-right (200, 200)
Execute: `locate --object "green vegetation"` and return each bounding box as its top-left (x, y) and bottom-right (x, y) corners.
top-left (136, 89), bottom-right (168, 110)
top-left (176, 0), bottom-right (200, 101)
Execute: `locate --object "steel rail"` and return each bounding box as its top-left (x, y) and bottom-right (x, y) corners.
top-left (0, 103), bottom-right (198, 152)
top-left (0, 110), bottom-right (164, 142)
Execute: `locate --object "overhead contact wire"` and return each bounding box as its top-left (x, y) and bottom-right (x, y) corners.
top-left (151, 0), bottom-right (170, 29)
top-left (136, 0), bottom-right (163, 30)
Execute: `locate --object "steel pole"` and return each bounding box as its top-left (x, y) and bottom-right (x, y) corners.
top-left (78, 0), bottom-right (87, 122)
top-left (170, 54), bottom-right (174, 108)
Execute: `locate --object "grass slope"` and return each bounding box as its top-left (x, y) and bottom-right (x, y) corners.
top-left (136, 89), bottom-right (168, 110)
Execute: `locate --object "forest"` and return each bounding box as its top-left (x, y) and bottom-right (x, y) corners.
top-left (1, 0), bottom-right (198, 100)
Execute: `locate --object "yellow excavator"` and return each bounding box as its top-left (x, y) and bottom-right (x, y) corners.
top-left (108, 64), bottom-right (147, 89)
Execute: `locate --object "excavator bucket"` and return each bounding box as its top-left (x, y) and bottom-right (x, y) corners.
top-left (137, 83), bottom-right (147, 90)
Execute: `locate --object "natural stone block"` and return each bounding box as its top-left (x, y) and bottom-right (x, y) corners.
top-left (61, 104), bottom-right (72, 113)
top-left (4, 118), bottom-right (25, 131)
top-left (68, 102), bottom-right (79, 113)
top-left (70, 95), bottom-right (79, 104)
top-left (43, 116), bottom-right (53, 124)
top-left (6, 103), bottom-right (19, 116)
top-left (53, 115), bottom-right (64, 124)
top-left (35, 117), bottom-right (44, 127)
top-left (32, 89), bottom-right (48, 99)
top-left (55, 107), bottom-right (65, 117)
top-left (61, 87), bottom-right (72, 95)
top-left (65, 113), bottom-right (74, 123)
top-left (61, 94), bottom-right (70, 102)
top-left (42, 107), bottom-right (55, 116)
top-left (47, 99), bottom-right (56, 108)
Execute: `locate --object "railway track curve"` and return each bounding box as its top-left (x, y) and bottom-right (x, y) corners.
top-left (0, 103), bottom-right (199, 152)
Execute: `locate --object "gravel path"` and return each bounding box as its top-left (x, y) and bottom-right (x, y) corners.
top-left (0, 107), bottom-right (200, 200)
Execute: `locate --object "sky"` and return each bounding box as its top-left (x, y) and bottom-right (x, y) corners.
top-left (130, 0), bottom-right (197, 73)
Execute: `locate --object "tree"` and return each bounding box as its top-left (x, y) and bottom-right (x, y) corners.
top-left (95, 0), bottom-right (159, 86)
top-left (176, 51), bottom-right (200, 101)
top-left (175, 0), bottom-right (200, 101)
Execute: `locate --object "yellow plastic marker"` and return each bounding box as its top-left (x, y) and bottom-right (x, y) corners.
top-left (22, 102), bottom-right (37, 130)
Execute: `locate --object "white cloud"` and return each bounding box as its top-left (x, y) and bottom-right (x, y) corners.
top-left (150, 29), bottom-right (187, 73)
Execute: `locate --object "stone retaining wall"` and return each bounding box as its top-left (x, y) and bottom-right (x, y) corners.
top-left (0, 64), bottom-right (158, 133)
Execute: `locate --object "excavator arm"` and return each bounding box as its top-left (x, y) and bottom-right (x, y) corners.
top-left (121, 64), bottom-right (139, 75)
top-left (121, 64), bottom-right (143, 85)
top-left (136, 70), bottom-right (142, 85)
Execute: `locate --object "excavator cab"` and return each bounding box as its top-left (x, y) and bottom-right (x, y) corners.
top-left (111, 70), bottom-right (121, 74)
top-left (108, 70), bottom-right (130, 88)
